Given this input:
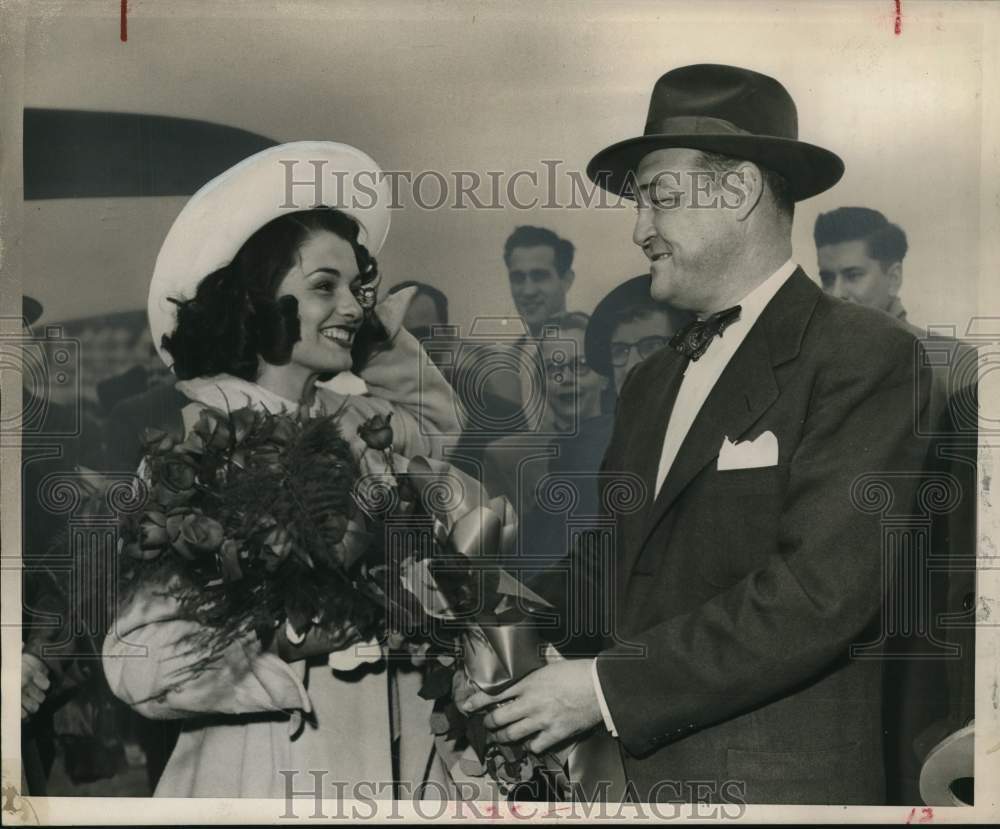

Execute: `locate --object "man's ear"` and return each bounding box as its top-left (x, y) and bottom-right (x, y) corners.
top-left (561, 268), bottom-right (576, 291)
top-left (886, 261), bottom-right (903, 297)
top-left (726, 162), bottom-right (764, 222)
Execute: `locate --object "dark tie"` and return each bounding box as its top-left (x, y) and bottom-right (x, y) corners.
top-left (669, 305), bottom-right (742, 361)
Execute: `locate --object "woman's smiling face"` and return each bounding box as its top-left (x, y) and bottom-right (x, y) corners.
top-left (275, 229), bottom-right (367, 378)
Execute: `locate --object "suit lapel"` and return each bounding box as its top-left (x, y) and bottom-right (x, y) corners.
top-left (634, 269), bottom-right (820, 557)
top-left (634, 352), bottom-right (687, 506)
top-left (619, 352), bottom-right (687, 574)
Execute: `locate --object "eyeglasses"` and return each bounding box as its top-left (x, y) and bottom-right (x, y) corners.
top-left (544, 358), bottom-right (592, 380)
top-left (609, 336), bottom-right (669, 367)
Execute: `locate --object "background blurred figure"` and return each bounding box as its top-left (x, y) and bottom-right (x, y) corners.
top-left (585, 273), bottom-right (694, 398)
top-left (386, 280), bottom-right (458, 387)
top-left (18, 297), bottom-right (129, 795)
top-left (482, 312), bottom-right (610, 575)
top-left (469, 226), bottom-right (578, 427)
top-left (388, 280), bottom-right (450, 341)
top-left (518, 279), bottom-right (693, 579)
top-left (448, 228), bottom-right (581, 480)
top-left (539, 312), bottom-right (606, 433)
top-left (814, 207), bottom-right (918, 334)
top-left (504, 226), bottom-right (576, 337)
top-left (814, 205), bottom-right (975, 426)
top-left (20, 294), bottom-right (71, 794)
top-left (95, 329), bottom-right (174, 417)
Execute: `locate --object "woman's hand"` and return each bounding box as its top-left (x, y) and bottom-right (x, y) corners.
top-left (22, 653), bottom-right (51, 720)
top-left (273, 622), bottom-right (366, 663)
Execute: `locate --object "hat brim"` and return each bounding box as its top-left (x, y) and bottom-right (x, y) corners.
top-left (584, 274), bottom-right (693, 377)
top-left (587, 133), bottom-right (844, 202)
top-left (23, 296), bottom-right (43, 326)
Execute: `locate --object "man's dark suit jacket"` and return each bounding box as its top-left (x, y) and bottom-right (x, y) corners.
top-left (594, 269), bottom-right (932, 805)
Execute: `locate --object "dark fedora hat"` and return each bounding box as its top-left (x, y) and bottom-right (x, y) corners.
top-left (587, 64), bottom-right (844, 201)
top-left (585, 274), bottom-right (693, 377)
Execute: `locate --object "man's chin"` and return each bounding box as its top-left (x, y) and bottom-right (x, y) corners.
top-left (651, 271), bottom-right (699, 311)
top-left (649, 272), bottom-right (676, 304)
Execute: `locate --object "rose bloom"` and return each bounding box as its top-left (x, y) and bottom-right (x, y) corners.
top-left (124, 540), bottom-right (161, 561)
top-left (172, 513), bottom-right (225, 560)
top-left (358, 413), bottom-right (394, 451)
top-left (194, 408), bottom-right (233, 451)
top-left (159, 455), bottom-right (197, 493)
top-left (230, 408), bottom-right (260, 444)
top-left (139, 511), bottom-right (170, 550)
top-left (142, 428), bottom-right (176, 453)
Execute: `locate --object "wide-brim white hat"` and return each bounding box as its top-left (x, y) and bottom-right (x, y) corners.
top-left (148, 140), bottom-right (391, 368)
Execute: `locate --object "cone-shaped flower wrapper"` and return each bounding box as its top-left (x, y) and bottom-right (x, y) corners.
top-left (400, 455), bottom-right (625, 801)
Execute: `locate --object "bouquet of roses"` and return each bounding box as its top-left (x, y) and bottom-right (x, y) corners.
top-left (117, 403), bottom-right (387, 675)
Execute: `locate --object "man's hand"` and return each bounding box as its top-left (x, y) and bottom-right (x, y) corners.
top-left (22, 653), bottom-right (50, 720)
top-left (460, 659), bottom-right (602, 754)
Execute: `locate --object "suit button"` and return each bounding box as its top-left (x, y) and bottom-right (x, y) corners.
top-left (963, 592), bottom-right (976, 611)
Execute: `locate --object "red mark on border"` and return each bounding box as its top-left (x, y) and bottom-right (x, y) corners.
top-left (894, 0), bottom-right (903, 35)
top-left (120, 0), bottom-right (128, 42)
top-left (905, 806), bottom-right (934, 823)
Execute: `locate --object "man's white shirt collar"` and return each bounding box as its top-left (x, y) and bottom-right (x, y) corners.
top-left (714, 258), bottom-right (797, 334)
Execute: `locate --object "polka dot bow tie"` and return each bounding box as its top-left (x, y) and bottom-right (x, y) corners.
top-left (669, 306), bottom-right (742, 361)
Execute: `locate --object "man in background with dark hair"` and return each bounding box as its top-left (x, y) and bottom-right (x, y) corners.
top-left (814, 207), bottom-right (920, 334)
top-left (476, 226), bottom-right (579, 429)
top-left (450, 227), bottom-right (581, 478)
top-left (503, 225), bottom-right (576, 338)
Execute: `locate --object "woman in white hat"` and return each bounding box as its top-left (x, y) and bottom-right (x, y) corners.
top-left (103, 142), bottom-right (459, 797)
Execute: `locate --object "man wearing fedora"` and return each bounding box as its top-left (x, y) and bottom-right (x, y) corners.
top-left (462, 64), bottom-right (932, 804)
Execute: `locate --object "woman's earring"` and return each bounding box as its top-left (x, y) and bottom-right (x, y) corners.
top-left (354, 284), bottom-right (377, 312)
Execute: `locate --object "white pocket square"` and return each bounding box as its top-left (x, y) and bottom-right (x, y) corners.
top-left (717, 430), bottom-right (779, 471)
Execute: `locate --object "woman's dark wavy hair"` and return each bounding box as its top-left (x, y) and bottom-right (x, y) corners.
top-left (161, 207), bottom-right (385, 381)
